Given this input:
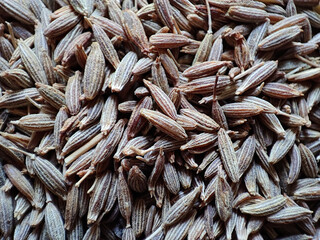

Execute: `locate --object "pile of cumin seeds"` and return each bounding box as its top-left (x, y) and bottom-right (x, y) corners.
top-left (1, 0), bottom-right (320, 239)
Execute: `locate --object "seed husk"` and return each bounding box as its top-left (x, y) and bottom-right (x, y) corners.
top-left (0, 0), bottom-right (319, 238)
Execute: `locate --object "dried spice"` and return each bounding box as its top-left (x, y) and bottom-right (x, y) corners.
top-left (0, 0), bottom-right (319, 239)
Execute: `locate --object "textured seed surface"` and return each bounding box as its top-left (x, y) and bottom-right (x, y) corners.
top-left (0, 0), bottom-right (319, 239)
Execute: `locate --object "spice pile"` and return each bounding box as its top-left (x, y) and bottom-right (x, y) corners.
top-left (0, 0), bottom-right (320, 239)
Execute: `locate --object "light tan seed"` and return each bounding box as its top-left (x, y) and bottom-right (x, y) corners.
top-left (240, 195), bottom-right (286, 216)
top-left (267, 206), bottom-right (312, 224)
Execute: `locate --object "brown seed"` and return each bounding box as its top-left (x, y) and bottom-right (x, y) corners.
top-left (183, 60), bottom-right (232, 79)
top-left (92, 23), bottom-right (120, 69)
top-left (83, 42), bottom-right (106, 100)
top-left (226, 6), bottom-right (269, 23)
top-left (65, 184), bottom-right (79, 230)
top-left (11, 114), bottom-right (55, 132)
top-left (180, 133), bottom-right (217, 152)
top-left (163, 186), bottom-right (201, 227)
top-left (217, 128), bottom-right (239, 183)
top-left (262, 82), bottom-right (304, 99)
top-left (44, 11), bottom-right (81, 38)
top-left (258, 113), bottom-right (285, 138)
top-left (36, 83), bottom-right (66, 110)
top-left (208, 35), bottom-right (224, 61)
top-left (132, 198), bottom-right (147, 237)
top-left (215, 169), bottom-right (233, 222)
top-left (148, 149), bottom-right (165, 197)
top-left (65, 71), bottom-right (82, 115)
top-left (267, 206), bottom-right (313, 224)
top-left (165, 210), bottom-right (196, 240)
top-left (100, 94), bottom-right (118, 135)
top-left (180, 108), bottom-right (219, 132)
top-left (287, 68), bottom-right (320, 82)
top-left (18, 40), bottom-right (48, 85)
top-left (247, 19), bottom-right (270, 63)
top-left (154, 0), bottom-right (175, 31)
top-left (222, 102), bottom-right (264, 118)
top-left (150, 33), bottom-right (192, 49)
top-left (0, 0), bottom-right (36, 25)
top-left (259, 26), bottom-right (302, 51)
top-left (299, 143), bottom-right (318, 178)
top-left (111, 51), bottom-right (138, 93)
top-left (128, 166), bottom-right (148, 193)
top-left (140, 109), bottom-right (187, 141)
top-left (288, 144), bottom-right (302, 184)
top-left (238, 135), bottom-right (256, 177)
top-left (269, 128), bottom-right (297, 164)
top-left (143, 79), bottom-right (177, 120)
top-left (87, 171), bottom-right (113, 224)
top-left (122, 10), bottom-right (150, 54)
top-left (236, 61), bottom-right (278, 95)
top-left (0, 189), bottom-right (13, 237)
top-left (118, 166), bottom-right (132, 228)
top-left (32, 155), bottom-right (67, 200)
top-left (45, 201), bottom-right (66, 240)
top-left (240, 195), bottom-right (286, 216)
top-left (163, 161), bottom-right (180, 195)
top-left (61, 32), bottom-right (92, 67)
top-left (3, 164), bottom-right (35, 206)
